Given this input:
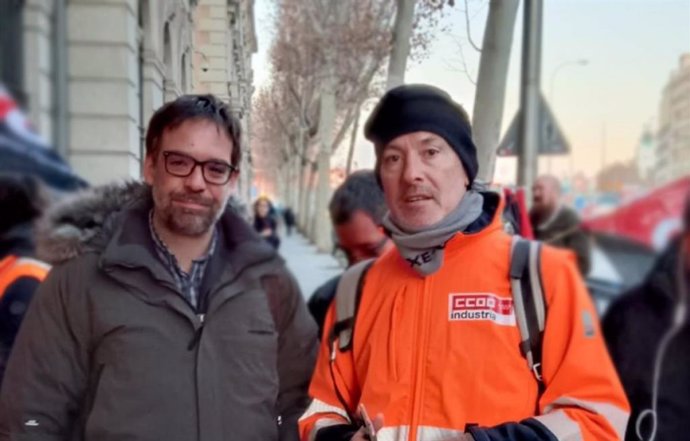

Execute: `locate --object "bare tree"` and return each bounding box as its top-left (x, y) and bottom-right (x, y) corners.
top-left (386, 0), bottom-right (454, 90)
top-left (386, 0), bottom-right (416, 90)
top-left (345, 103), bottom-right (362, 176)
top-left (444, 0), bottom-right (518, 182)
top-left (254, 0), bottom-right (395, 249)
top-left (302, 0), bottom-right (395, 251)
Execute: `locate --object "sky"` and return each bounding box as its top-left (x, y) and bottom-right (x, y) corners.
top-left (252, 0), bottom-right (690, 184)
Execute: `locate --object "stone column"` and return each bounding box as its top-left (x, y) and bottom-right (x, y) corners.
top-left (193, 0), bottom-right (230, 101)
top-left (23, 0), bottom-right (54, 142)
top-left (67, 0), bottom-right (141, 184)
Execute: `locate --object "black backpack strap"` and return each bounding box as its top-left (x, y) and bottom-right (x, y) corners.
top-left (510, 236), bottom-right (546, 393)
top-left (330, 258), bottom-right (375, 352)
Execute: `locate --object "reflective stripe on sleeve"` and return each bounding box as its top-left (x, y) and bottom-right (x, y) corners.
top-left (534, 409), bottom-right (583, 441)
top-left (543, 396), bottom-right (629, 440)
top-left (299, 398), bottom-right (350, 424)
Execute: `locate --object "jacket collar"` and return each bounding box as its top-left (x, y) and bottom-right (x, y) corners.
top-left (444, 191), bottom-right (504, 253)
top-left (36, 181), bottom-right (282, 319)
top-left (100, 194), bottom-right (280, 317)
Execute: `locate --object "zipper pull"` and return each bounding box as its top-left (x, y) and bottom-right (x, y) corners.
top-left (187, 315), bottom-right (205, 350)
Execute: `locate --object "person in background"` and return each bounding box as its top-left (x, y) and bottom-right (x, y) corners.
top-left (254, 196), bottom-right (281, 249)
top-left (603, 192), bottom-right (690, 441)
top-left (530, 174), bottom-right (591, 275)
top-left (0, 95), bottom-right (317, 441)
top-left (307, 170), bottom-right (393, 338)
top-left (299, 84), bottom-right (628, 441)
top-left (0, 174), bottom-right (50, 388)
top-left (284, 207), bottom-right (296, 236)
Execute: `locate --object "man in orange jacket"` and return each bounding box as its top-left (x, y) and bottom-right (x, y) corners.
top-left (298, 85), bottom-right (629, 441)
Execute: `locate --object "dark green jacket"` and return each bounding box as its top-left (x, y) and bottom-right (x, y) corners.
top-left (0, 183), bottom-right (318, 441)
top-left (532, 205), bottom-right (591, 275)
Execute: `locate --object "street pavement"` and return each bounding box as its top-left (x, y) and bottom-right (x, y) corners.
top-left (279, 232), bottom-right (343, 300)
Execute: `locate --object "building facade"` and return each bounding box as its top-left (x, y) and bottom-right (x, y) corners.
top-left (193, 0), bottom-right (256, 205)
top-left (655, 53), bottom-right (690, 185)
top-left (1, 0), bottom-right (255, 203)
top-left (0, 0), bottom-right (195, 184)
top-left (635, 128), bottom-right (655, 184)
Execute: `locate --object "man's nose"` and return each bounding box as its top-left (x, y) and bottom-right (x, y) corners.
top-left (401, 156), bottom-right (423, 183)
top-left (184, 164), bottom-right (207, 191)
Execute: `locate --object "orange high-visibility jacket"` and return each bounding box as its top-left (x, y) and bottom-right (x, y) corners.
top-left (299, 196), bottom-right (630, 441)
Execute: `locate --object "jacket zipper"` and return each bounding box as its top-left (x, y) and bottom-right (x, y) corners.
top-left (114, 258), bottom-right (277, 440)
top-left (409, 276), bottom-right (433, 441)
top-left (188, 314), bottom-right (205, 349)
top-left (186, 259), bottom-right (274, 440)
top-left (194, 315), bottom-right (203, 441)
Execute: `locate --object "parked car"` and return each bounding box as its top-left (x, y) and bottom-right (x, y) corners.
top-left (585, 232), bottom-right (657, 316)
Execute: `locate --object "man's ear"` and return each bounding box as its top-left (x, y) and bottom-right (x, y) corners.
top-left (227, 170), bottom-right (240, 191)
top-left (143, 154), bottom-right (155, 185)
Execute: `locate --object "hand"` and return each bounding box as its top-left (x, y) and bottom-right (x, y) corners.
top-left (260, 229), bottom-right (272, 237)
top-left (350, 413), bottom-right (384, 441)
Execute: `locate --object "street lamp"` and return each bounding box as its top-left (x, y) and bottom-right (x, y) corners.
top-left (547, 59), bottom-right (588, 174)
top-left (194, 49), bottom-right (210, 72)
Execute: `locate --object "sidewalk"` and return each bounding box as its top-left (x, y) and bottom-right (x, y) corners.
top-left (279, 232), bottom-right (343, 300)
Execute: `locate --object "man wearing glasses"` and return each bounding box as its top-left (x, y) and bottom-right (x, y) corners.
top-left (0, 95), bottom-right (318, 441)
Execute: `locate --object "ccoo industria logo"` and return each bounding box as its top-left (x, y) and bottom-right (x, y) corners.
top-left (448, 293), bottom-right (516, 326)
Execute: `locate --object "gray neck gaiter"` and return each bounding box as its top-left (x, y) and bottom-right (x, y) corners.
top-left (382, 190), bottom-right (484, 277)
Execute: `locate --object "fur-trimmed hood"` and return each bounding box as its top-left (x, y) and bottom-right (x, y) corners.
top-left (35, 181), bottom-right (152, 265)
top-left (35, 180), bottom-right (274, 276)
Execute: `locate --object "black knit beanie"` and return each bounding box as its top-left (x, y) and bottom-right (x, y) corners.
top-left (364, 84), bottom-right (478, 186)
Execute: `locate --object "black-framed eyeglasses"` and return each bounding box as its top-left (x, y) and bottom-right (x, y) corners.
top-left (162, 151), bottom-right (237, 185)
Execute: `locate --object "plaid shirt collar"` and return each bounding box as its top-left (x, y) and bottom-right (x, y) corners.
top-left (148, 210), bottom-right (218, 309)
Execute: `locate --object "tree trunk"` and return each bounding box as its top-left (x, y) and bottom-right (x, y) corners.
top-left (345, 104), bottom-right (362, 176)
top-left (386, 0), bottom-right (416, 90)
top-left (472, 0), bottom-right (519, 182)
top-left (280, 162), bottom-right (290, 208)
top-left (289, 155), bottom-right (300, 212)
top-left (307, 161), bottom-right (319, 240)
top-left (283, 159), bottom-right (291, 209)
top-left (297, 123), bottom-right (310, 231)
top-left (313, 72), bottom-right (336, 252)
top-left (283, 155), bottom-right (293, 210)
top-left (298, 157), bottom-right (310, 232)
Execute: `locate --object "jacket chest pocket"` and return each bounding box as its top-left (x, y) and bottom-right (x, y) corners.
top-left (211, 289), bottom-right (279, 377)
top-left (451, 321), bottom-right (537, 419)
top-left (358, 287), bottom-right (415, 389)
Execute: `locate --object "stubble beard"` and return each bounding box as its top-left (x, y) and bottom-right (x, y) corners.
top-left (155, 191), bottom-right (225, 237)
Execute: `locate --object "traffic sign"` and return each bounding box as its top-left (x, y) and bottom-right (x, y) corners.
top-left (497, 94), bottom-right (570, 156)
